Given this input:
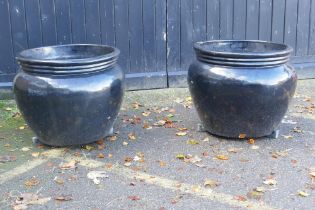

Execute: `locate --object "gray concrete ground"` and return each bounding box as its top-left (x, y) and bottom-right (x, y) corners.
top-left (0, 80), bottom-right (314, 210)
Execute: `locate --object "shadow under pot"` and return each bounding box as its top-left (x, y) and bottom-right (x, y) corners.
top-left (14, 44), bottom-right (125, 146)
top-left (188, 40), bottom-right (297, 138)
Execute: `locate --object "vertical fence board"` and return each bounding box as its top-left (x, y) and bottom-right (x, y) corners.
top-left (9, 0), bottom-right (28, 55)
top-left (309, 0), bottom-right (315, 55)
top-left (0, 0), bottom-right (15, 74)
top-left (284, 0), bottom-right (298, 53)
top-left (180, 0), bottom-right (193, 70)
top-left (259, 0), bottom-right (272, 41)
top-left (25, 0), bottom-right (42, 48)
top-left (272, 0), bottom-right (285, 43)
top-left (206, 0), bottom-right (220, 40)
top-left (193, 0), bottom-right (207, 42)
top-left (233, 0), bottom-right (246, 39)
top-left (114, 0), bottom-right (129, 73)
top-left (220, 0), bottom-right (233, 39)
top-left (55, 0), bottom-right (71, 44)
top-left (143, 0), bottom-right (156, 72)
top-left (296, 0), bottom-right (311, 56)
top-left (40, 0), bottom-right (57, 45)
top-left (167, 0), bottom-right (181, 72)
top-left (69, 0), bottom-right (86, 43)
top-left (246, 0), bottom-right (259, 39)
top-left (100, 0), bottom-right (115, 45)
top-left (155, 0), bottom-right (167, 72)
top-left (129, 0), bottom-right (143, 73)
top-left (85, 0), bottom-right (101, 44)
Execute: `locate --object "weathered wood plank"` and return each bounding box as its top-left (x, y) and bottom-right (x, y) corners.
top-left (155, 0), bottom-right (167, 72)
top-left (100, 0), bottom-right (115, 45)
top-left (309, 0), bottom-right (315, 55)
top-left (246, 0), bottom-right (259, 39)
top-left (55, 0), bottom-right (71, 44)
top-left (9, 0), bottom-right (28, 54)
top-left (233, 0), bottom-right (246, 40)
top-left (143, 0), bottom-right (156, 72)
top-left (271, 0), bottom-right (285, 43)
top-left (39, 0), bottom-right (57, 45)
top-left (284, 0), bottom-right (298, 53)
top-left (167, 0), bottom-right (181, 72)
top-left (193, 0), bottom-right (207, 42)
top-left (129, 0), bottom-right (143, 73)
top-left (206, 0), bottom-right (220, 40)
top-left (69, 0), bottom-right (86, 43)
top-left (0, 0), bottom-right (15, 74)
top-left (180, 0), bottom-right (193, 70)
top-left (114, 0), bottom-right (130, 72)
top-left (85, 0), bottom-right (101, 44)
top-left (25, 0), bottom-right (42, 48)
top-left (220, 0), bottom-right (233, 39)
top-left (296, 0), bottom-right (311, 56)
top-left (259, 0), bottom-right (272, 41)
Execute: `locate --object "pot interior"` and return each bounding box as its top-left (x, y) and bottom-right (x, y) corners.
top-left (18, 44), bottom-right (115, 61)
top-left (194, 40), bottom-right (292, 58)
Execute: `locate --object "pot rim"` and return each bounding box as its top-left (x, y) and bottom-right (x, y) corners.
top-left (194, 40), bottom-right (293, 59)
top-left (16, 44), bottom-right (120, 66)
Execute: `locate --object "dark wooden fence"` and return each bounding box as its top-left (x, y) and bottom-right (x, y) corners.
top-left (0, 0), bottom-right (314, 90)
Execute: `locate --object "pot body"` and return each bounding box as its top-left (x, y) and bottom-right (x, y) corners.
top-left (188, 41), bottom-right (297, 138)
top-left (13, 44), bottom-right (124, 146)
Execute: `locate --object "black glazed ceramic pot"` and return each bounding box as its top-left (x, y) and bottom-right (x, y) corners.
top-left (188, 40), bottom-right (297, 138)
top-left (14, 44), bottom-right (124, 146)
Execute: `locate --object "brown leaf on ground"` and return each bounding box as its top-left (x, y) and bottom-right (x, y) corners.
top-left (0, 155), bottom-right (17, 163)
top-left (187, 139), bottom-right (199, 145)
top-left (176, 131), bottom-right (187, 136)
top-left (215, 155), bottom-right (229, 160)
top-left (143, 123), bottom-right (153, 129)
top-left (158, 161), bottom-right (167, 167)
top-left (108, 135), bottom-right (117, 141)
top-left (54, 194), bottom-right (73, 201)
top-left (142, 111), bottom-right (151, 117)
top-left (297, 190), bottom-right (309, 197)
top-left (248, 138), bottom-right (255, 144)
top-left (24, 177), bottom-right (40, 187)
top-left (128, 132), bottom-right (136, 140)
top-left (234, 195), bottom-right (247, 202)
top-left (97, 153), bottom-right (105, 159)
top-left (59, 160), bottom-right (77, 170)
top-left (54, 177), bottom-right (64, 185)
top-left (128, 196), bottom-right (140, 201)
top-left (204, 179), bottom-right (219, 188)
top-left (238, 134), bottom-right (246, 139)
top-left (96, 139), bottom-right (104, 145)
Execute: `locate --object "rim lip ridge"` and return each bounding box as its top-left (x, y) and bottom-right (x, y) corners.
top-left (194, 40), bottom-right (292, 67)
top-left (16, 44), bottom-right (120, 69)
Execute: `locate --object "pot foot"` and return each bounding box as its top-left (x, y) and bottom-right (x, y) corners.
top-left (106, 127), bottom-right (114, 137)
top-left (197, 123), bottom-right (206, 132)
top-left (267, 130), bottom-right (280, 139)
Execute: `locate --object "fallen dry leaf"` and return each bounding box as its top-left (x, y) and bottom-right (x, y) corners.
top-left (31, 152), bottom-right (40, 158)
top-left (128, 132), bottom-right (136, 140)
top-left (19, 126), bottom-right (25, 130)
top-left (142, 111), bottom-right (151, 117)
top-left (84, 145), bottom-right (94, 151)
top-left (176, 131), bottom-right (187, 136)
top-left (128, 196), bottom-right (140, 201)
top-left (143, 123), bottom-right (153, 129)
top-left (59, 160), bottom-right (77, 170)
top-left (263, 178), bottom-right (277, 186)
top-left (187, 139), bottom-right (199, 145)
top-left (204, 179), bottom-right (219, 188)
top-left (87, 171), bottom-right (108, 185)
top-left (281, 135), bottom-right (294, 139)
top-left (24, 177), bottom-right (40, 187)
top-left (248, 190), bottom-right (264, 200)
top-left (297, 190), bottom-right (309, 197)
top-left (215, 155), bottom-right (229, 160)
top-left (248, 138), bottom-right (255, 144)
top-left (97, 153), bottom-right (105, 159)
top-left (238, 134), bottom-right (246, 139)
top-left (158, 161), bottom-right (167, 167)
top-left (109, 135), bottom-right (117, 142)
top-left (96, 139), bottom-right (104, 145)
top-left (54, 177), bottom-right (64, 185)
top-left (228, 147), bottom-right (242, 153)
top-left (122, 141), bottom-right (129, 146)
top-left (292, 127), bottom-right (303, 133)
top-left (234, 195), bottom-right (247, 202)
top-left (21, 147), bottom-right (30, 152)
top-left (54, 194), bottom-right (73, 201)
top-left (176, 154), bottom-right (185, 160)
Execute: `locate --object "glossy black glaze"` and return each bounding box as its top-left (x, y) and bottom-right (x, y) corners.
top-left (188, 40), bottom-right (297, 138)
top-left (14, 44), bottom-right (124, 146)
